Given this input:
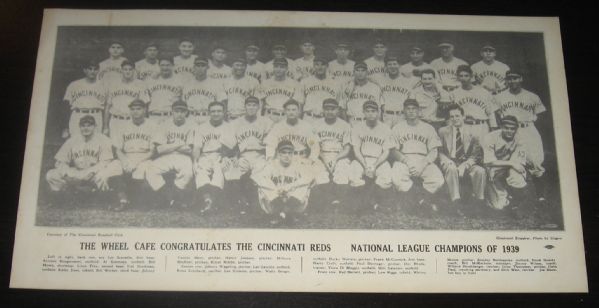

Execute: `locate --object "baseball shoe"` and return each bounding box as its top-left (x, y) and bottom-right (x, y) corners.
top-left (200, 198), bottom-right (213, 215)
top-left (112, 199), bottom-right (130, 212)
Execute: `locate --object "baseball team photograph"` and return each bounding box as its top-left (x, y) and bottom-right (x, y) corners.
top-left (34, 26), bottom-right (563, 230)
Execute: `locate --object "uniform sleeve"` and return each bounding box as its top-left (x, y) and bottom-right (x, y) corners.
top-left (216, 83), bottom-right (227, 102)
top-left (482, 134), bottom-right (498, 164)
top-left (186, 128), bottom-right (196, 146)
top-left (54, 139), bottom-right (73, 164)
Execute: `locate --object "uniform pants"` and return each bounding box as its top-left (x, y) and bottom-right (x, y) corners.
top-left (146, 153), bottom-right (193, 191)
top-left (392, 154), bottom-right (444, 193)
top-left (194, 153), bottom-right (225, 189)
top-left (258, 186), bottom-right (310, 215)
top-left (348, 157), bottom-right (393, 189)
top-left (46, 163), bottom-right (107, 192)
top-left (519, 124), bottom-right (544, 166)
top-left (102, 153), bottom-right (153, 181)
top-left (315, 152), bottom-right (352, 185)
top-left (486, 166), bottom-right (527, 210)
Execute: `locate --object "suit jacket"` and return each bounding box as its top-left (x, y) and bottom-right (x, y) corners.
top-left (437, 124), bottom-right (483, 166)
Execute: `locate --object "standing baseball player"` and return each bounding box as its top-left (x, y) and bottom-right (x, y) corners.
top-left (259, 58), bottom-right (303, 123)
top-left (400, 44), bottom-right (433, 79)
top-left (251, 140), bottom-right (316, 225)
top-left (348, 100), bottom-right (395, 213)
top-left (471, 43), bottom-right (510, 94)
top-left (264, 44), bottom-right (298, 80)
top-left (364, 39), bottom-right (388, 86)
top-left (244, 43), bottom-right (267, 83)
top-left (300, 57), bottom-right (340, 123)
top-left (294, 38), bottom-right (316, 81)
top-left (181, 57), bottom-right (226, 125)
top-left (98, 41), bottom-right (127, 86)
top-left (450, 65), bottom-right (499, 140)
top-left (328, 41), bottom-right (354, 85)
top-left (173, 38), bottom-right (197, 82)
top-left (135, 42), bottom-right (160, 81)
top-left (230, 96), bottom-right (274, 210)
top-left (207, 43), bottom-right (231, 81)
top-left (494, 69), bottom-right (546, 201)
top-left (105, 60), bottom-right (148, 137)
top-left (46, 115), bottom-right (114, 207)
top-left (62, 59), bottom-right (107, 138)
top-left (482, 115), bottom-right (536, 217)
top-left (145, 57), bottom-right (183, 124)
top-left (312, 98), bottom-right (353, 210)
top-left (391, 99), bottom-right (444, 215)
top-left (222, 58), bottom-right (261, 120)
top-left (339, 62), bottom-right (384, 126)
top-left (437, 104), bottom-right (486, 215)
top-left (430, 39), bottom-right (468, 91)
top-left (192, 101), bottom-right (237, 213)
top-left (104, 99), bottom-right (157, 211)
top-left (146, 100), bottom-right (195, 208)
top-left (379, 56), bottom-right (415, 127)
top-left (411, 68), bottom-right (451, 130)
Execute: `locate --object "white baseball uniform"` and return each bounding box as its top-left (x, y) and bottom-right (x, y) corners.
top-left (135, 59), bottom-right (160, 81)
top-left (349, 121), bottom-right (394, 188)
top-left (245, 60), bottom-right (267, 83)
top-left (63, 78), bottom-right (107, 136)
top-left (300, 75), bottom-right (340, 122)
top-left (450, 86), bottom-right (499, 140)
top-left (231, 115), bottom-right (274, 177)
top-left (98, 57), bottom-right (127, 85)
top-left (339, 80), bottom-right (383, 125)
top-left (482, 130), bottom-right (528, 209)
top-left (181, 77), bottom-right (226, 124)
top-left (104, 119), bottom-right (157, 181)
top-left (294, 56), bottom-right (315, 80)
top-left (313, 118), bottom-right (353, 185)
top-left (430, 57), bottom-right (469, 90)
top-left (391, 119), bottom-right (444, 193)
top-left (193, 121), bottom-right (236, 189)
top-left (106, 78), bottom-right (148, 137)
top-left (145, 75), bottom-right (183, 123)
top-left (146, 119), bottom-right (195, 191)
top-left (251, 158), bottom-right (315, 214)
top-left (264, 119), bottom-right (321, 161)
top-left (46, 133), bottom-right (114, 192)
top-left (222, 75), bottom-right (261, 119)
top-left (173, 54), bottom-right (197, 82)
top-left (207, 60), bottom-right (232, 81)
top-left (495, 88), bottom-right (546, 166)
top-left (327, 59), bottom-right (354, 84)
top-left (364, 56), bottom-right (387, 86)
top-left (379, 75), bottom-right (414, 126)
top-left (471, 60), bottom-right (510, 93)
top-left (264, 58), bottom-right (299, 80)
top-left (259, 77), bottom-right (303, 122)
top-left (399, 61), bottom-right (433, 79)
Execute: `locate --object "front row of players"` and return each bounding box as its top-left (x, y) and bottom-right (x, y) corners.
top-left (46, 95), bottom-right (546, 224)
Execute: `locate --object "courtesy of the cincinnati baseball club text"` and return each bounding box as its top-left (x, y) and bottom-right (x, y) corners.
top-left (10, 9), bottom-right (586, 292)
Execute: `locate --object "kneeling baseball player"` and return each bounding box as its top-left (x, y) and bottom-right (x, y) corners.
top-left (251, 140), bottom-right (316, 226)
top-left (146, 100), bottom-right (195, 208)
top-left (46, 115), bottom-right (114, 207)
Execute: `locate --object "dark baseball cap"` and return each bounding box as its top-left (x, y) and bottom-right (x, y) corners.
top-left (172, 100), bottom-right (188, 110)
top-left (403, 98), bottom-right (419, 108)
top-left (354, 62), bottom-right (368, 70)
top-left (245, 96), bottom-right (260, 105)
top-left (313, 57), bottom-right (328, 65)
top-left (231, 58), bottom-right (247, 65)
top-left (506, 69), bottom-right (523, 77)
top-left (129, 99), bottom-right (146, 109)
top-left (273, 58), bottom-right (288, 66)
top-left (335, 41), bottom-right (351, 49)
top-left (246, 43), bottom-right (260, 51)
top-left (194, 57), bottom-right (210, 66)
top-left (277, 140), bottom-right (295, 152)
top-left (372, 38), bottom-right (386, 47)
top-left (438, 39), bottom-right (455, 48)
top-left (83, 59), bottom-right (99, 69)
top-left (79, 115), bottom-right (96, 126)
top-left (362, 100), bottom-right (379, 110)
top-left (322, 98), bottom-right (339, 108)
top-left (272, 44), bottom-right (287, 50)
top-left (481, 42), bottom-right (496, 51)
top-left (501, 115), bottom-right (519, 127)
top-left (283, 99), bottom-right (300, 109)
top-left (410, 44), bottom-right (424, 52)
top-left (121, 60), bottom-right (134, 68)
top-left (384, 56), bottom-right (400, 64)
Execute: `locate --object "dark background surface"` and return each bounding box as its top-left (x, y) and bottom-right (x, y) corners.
top-left (1, 0), bottom-right (597, 307)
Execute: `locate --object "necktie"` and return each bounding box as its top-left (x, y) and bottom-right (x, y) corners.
top-left (455, 127), bottom-right (465, 162)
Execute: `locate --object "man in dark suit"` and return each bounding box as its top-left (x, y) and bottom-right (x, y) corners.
top-left (437, 104), bottom-right (486, 214)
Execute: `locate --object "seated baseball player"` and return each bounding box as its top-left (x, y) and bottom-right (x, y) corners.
top-left (104, 99), bottom-right (157, 211)
top-left (251, 140), bottom-right (316, 225)
top-left (229, 96), bottom-right (274, 212)
top-left (482, 115), bottom-right (537, 218)
top-left (347, 100), bottom-right (395, 214)
top-left (437, 104), bottom-right (486, 216)
top-left (146, 100), bottom-right (195, 208)
top-left (311, 98), bottom-right (353, 211)
top-left (46, 115), bottom-right (114, 207)
top-left (391, 98), bottom-right (445, 215)
top-left (192, 101), bottom-right (236, 214)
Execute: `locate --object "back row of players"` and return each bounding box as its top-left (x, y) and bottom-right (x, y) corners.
top-left (50, 38), bottom-right (548, 222)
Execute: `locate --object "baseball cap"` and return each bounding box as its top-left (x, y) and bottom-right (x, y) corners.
top-left (354, 62), bottom-right (368, 70)
top-left (501, 115), bottom-right (519, 127)
top-left (79, 115), bottom-right (96, 126)
top-left (372, 38), bottom-right (386, 47)
top-left (481, 42), bottom-right (496, 51)
top-left (211, 42), bottom-right (227, 52)
top-left (322, 98), bottom-right (339, 108)
top-left (194, 57), bottom-right (210, 66)
top-left (438, 39), bottom-right (455, 48)
top-left (158, 56), bottom-right (174, 64)
top-left (505, 69), bottom-right (523, 78)
top-left (384, 56), bottom-right (400, 64)
top-left (109, 41), bottom-right (124, 48)
top-left (277, 140), bottom-right (295, 152)
top-left (335, 41), bottom-right (351, 49)
top-left (172, 100), bottom-right (188, 110)
top-left (245, 96), bottom-right (260, 105)
top-left (231, 57), bottom-right (247, 65)
top-left (120, 60), bottom-right (134, 68)
top-left (272, 44), bottom-right (287, 50)
top-left (362, 100), bottom-right (379, 110)
top-left (313, 56), bottom-right (328, 65)
top-left (129, 99), bottom-right (146, 109)
top-left (410, 44), bottom-right (424, 52)
top-left (300, 37), bottom-right (314, 45)
top-left (208, 101), bottom-right (225, 110)
top-left (273, 58), bottom-right (288, 66)
top-left (283, 99), bottom-right (300, 109)
top-left (456, 64), bottom-right (472, 75)
top-left (145, 42), bottom-right (159, 49)
top-left (246, 43), bottom-right (260, 51)
top-left (403, 98), bottom-right (419, 108)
